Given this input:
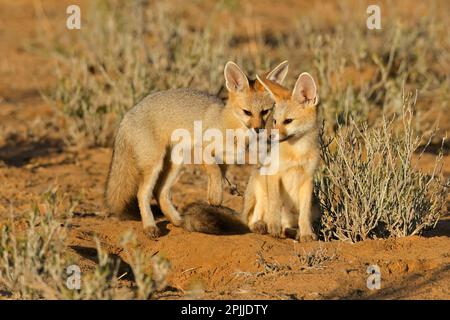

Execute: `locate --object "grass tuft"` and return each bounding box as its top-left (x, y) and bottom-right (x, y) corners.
top-left (316, 92), bottom-right (449, 242)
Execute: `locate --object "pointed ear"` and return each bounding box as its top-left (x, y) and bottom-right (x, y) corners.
top-left (292, 72), bottom-right (318, 105)
top-left (266, 60), bottom-right (289, 84)
top-left (256, 74), bottom-right (277, 101)
top-left (224, 61), bottom-right (250, 93)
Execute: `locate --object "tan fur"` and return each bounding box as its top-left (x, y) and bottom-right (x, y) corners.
top-left (181, 202), bottom-right (249, 235)
top-left (105, 61), bottom-right (288, 238)
top-left (242, 73), bottom-right (321, 242)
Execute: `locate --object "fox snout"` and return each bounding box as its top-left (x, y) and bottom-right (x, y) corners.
top-left (269, 125), bottom-right (287, 141)
top-left (255, 126), bottom-right (265, 133)
top-left (249, 117), bottom-right (265, 132)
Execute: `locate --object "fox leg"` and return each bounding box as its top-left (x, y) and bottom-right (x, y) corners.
top-left (297, 177), bottom-right (317, 242)
top-left (155, 162), bottom-right (183, 227)
top-left (250, 202), bottom-right (268, 234)
top-left (137, 163), bottom-right (164, 238)
top-left (203, 163), bottom-right (223, 206)
top-left (246, 175), bottom-right (268, 234)
top-left (242, 174), bottom-right (256, 223)
top-left (136, 147), bottom-right (166, 238)
top-left (265, 175), bottom-right (283, 238)
top-left (243, 173), bottom-right (267, 234)
top-left (281, 206), bottom-right (297, 236)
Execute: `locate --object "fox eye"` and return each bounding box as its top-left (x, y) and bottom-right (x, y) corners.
top-left (283, 119), bottom-right (293, 125)
top-left (273, 119), bottom-right (277, 124)
top-left (261, 109), bottom-right (270, 116)
top-left (243, 109), bottom-right (252, 116)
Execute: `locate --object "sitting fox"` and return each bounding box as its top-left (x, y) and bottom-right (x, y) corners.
top-left (105, 61), bottom-right (288, 238)
top-left (242, 72), bottom-right (321, 242)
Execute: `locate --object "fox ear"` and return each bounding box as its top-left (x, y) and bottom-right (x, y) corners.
top-left (292, 72), bottom-right (318, 105)
top-left (224, 61), bottom-right (250, 93)
top-left (256, 75), bottom-right (277, 100)
top-left (266, 60), bottom-right (289, 84)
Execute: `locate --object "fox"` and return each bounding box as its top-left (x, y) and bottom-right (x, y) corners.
top-left (105, 61), bottom-right (289, 238)
top-left (242, 72), bottom-right (321, 242)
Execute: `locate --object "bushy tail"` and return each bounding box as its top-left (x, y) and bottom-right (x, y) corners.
top-left (181, 202), bottom-right (249, 235)
top-left (105, 133), bottom-right (140, 217)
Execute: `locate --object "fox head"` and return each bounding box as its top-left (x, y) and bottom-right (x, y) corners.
top-left (256, 72), bottom-right (319, 142)
top-left (224, 61), bottom-right (289, 131)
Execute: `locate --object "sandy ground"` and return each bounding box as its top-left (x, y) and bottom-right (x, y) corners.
top-left (0, 0), bottom-right (449, 299)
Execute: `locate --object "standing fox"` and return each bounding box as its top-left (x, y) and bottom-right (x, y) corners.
top-left (105, 61), bottom-right (289, 238)
top-left (242, 72), bottom-right (321, 242)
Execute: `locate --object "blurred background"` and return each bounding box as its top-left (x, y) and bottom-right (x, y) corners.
top-left (1, 0), bottom-right (449, 148)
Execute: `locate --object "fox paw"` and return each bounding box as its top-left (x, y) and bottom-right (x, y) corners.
top-left (267, 222), bottom-right (283, 238)
top-left (144, 226), bottom-right (160, 239)
top-left (251, 220), bottom-right (267, 234)
top-left (297, 233), bottom-right (318, 242)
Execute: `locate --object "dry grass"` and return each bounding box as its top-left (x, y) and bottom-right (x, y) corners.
top-left (254, 246), bottom-right (337, 276)
top-left (294, 247), bottom-right (337, 271)
top-left (0, 189), bottom-right (169, 300)
top-left (44, 1), bottom-right (450, 148)
top-left (256, 251), bottom-right (291, 276)
top-left (317, 93), bottom-right (449, 242)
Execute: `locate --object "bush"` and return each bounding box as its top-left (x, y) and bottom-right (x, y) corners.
top-left (316, 92), bottom-right (449, 242)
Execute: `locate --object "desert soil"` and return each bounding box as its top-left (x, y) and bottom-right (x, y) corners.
top-left (0, 0), bottom-right (449, 299)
